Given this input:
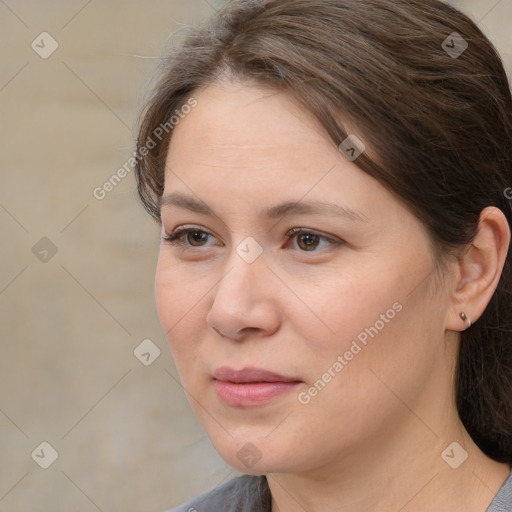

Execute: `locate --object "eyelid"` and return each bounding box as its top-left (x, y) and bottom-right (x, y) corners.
top-left (162, 225), bottom-right (220, 247)
top-left (285, 227), bottom-right (341, 243)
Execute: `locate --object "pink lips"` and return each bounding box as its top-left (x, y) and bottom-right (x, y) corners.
top-left (213, 366), bottom-right (302, 407)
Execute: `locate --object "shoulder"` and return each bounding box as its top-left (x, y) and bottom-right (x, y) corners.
top-left (487, 469), bottom-right (512, 512)
top-left (164, 474), bottom-right (270, 512)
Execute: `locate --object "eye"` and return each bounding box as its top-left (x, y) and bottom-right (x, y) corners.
top-left (161, 227), bottom-right (218, 250)
top-left (285, 228), bottom-right (342, 252)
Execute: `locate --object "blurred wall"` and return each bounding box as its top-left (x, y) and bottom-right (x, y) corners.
top-left (0, 1), bottom-right (511, 511)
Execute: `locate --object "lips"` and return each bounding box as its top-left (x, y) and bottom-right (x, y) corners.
top-left (213, 366), bottom-right (300, 383)
top-left (213, 366), bottom-right (302, 407)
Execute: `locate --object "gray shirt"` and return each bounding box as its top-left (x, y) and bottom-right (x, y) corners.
top-left (167, 469), bottom-right (512, 512)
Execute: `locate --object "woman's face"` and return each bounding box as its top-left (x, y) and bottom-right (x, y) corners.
top-left (155, 81), bottom-right (455, 475)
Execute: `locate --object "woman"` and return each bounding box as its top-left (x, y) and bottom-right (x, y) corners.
top-left (135, 0), bottom-right (512, 510)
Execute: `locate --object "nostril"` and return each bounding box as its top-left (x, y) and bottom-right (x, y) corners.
top-left (241, 327), bottom-right (260, 335)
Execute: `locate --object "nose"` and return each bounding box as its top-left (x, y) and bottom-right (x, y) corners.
top-left (206, 249), bottom-right (280, 341)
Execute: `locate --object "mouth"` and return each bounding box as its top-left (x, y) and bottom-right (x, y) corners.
top-left (212, 366), bottom-right (303, 407)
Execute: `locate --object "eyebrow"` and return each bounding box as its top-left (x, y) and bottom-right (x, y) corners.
top-left (159, 192), bottom-right (368, 223)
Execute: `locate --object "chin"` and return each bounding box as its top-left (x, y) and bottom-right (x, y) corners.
top-left (225, 455), bottom-right (283, 476)
top-left (209, 434), bottom-right (294, 476)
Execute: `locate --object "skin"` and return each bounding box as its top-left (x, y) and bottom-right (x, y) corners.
top-left (155, 80), bottom-right (511, 512)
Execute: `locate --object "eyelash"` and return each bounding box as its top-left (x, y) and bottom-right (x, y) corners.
top-left (161, 226), bottom-right (342, 253)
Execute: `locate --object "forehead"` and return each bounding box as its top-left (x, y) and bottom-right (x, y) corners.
top-left (163, 82), bottom-right (358, 204)
top-left (160, 81), bottom-right (412, 238)
top-left (166, 81), bottom-right (334, 163)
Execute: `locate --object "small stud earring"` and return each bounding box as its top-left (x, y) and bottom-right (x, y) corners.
top-left (460, 311), bottom-right (472, 329)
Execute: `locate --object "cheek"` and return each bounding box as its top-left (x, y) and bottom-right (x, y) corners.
top-left (154, 255), bottom-right (210, 357)
top-left (294, 267), bottom-right (444, 427)
top-left (287, 262), bottom-right (404, 356)
top-left (287, 254), bottom-right (438, 406)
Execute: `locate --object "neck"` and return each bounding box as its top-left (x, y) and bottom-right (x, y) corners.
top-left (267, 415), bottom-right (510, 512)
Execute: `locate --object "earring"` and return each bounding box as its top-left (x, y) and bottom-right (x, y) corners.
top-left (460, 311), bottom-right (472, 329)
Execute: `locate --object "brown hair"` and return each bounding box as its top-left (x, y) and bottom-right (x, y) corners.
top-left (135, 0), bottom-right (512, 464)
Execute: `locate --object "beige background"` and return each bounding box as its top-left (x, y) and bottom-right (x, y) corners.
top-left (0, 1), bottom-right (511, 511)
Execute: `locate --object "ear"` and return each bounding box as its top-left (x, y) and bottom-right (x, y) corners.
top-left (446, 206), bottom-right (511, 332)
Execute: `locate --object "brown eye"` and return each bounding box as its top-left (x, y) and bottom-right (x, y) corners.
top-left (187, 231), bottom-right (209, 246)
top-left (286, 228), bottom-right (342, 252)
top-left (162, 227), bottom-right (217, 251)
top-left (296, 233), bottom-right (321, 251)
